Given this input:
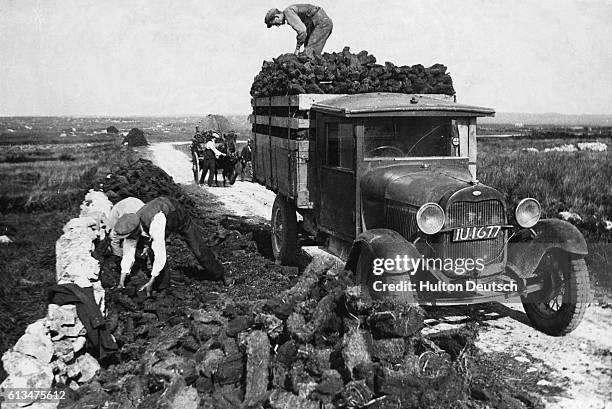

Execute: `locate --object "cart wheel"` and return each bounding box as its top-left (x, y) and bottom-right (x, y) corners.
top-left (271, 195), bottom-right (298, 265)
top-left (521, 249), bottom-right (590, 336)
top-left (192, 153), bottom-right (201, 184)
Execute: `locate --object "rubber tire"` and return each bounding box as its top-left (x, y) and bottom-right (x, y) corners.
top-left (271, 195), bottom-right (298, 265)
top-left (355, 246), bottom-right (377, 299)
top-left (354, 245), bottom-right (415, 303)
top-left (192, 152), bottom-right (201, 184)
top-left (522, 251), bottom-right (590, 336)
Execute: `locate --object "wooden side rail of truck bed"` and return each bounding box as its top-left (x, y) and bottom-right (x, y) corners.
top-left (250, 94), bottom-right (335, 209)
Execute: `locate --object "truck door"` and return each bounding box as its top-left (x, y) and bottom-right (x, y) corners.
top-left (319, 122), bottom-right (356, 241)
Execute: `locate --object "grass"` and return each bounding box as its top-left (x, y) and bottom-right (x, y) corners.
top-left (478, 138), bottom-right (612, 225)
top-left (478, 137), bottom-right (612, 301)
top-left (0, 142), bottom-right (133, 212)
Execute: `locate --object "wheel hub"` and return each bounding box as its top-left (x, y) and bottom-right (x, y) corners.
top-left (272, 208), bottom-right (283, 251)
top-left (536, 254), bottom-right (566, 314)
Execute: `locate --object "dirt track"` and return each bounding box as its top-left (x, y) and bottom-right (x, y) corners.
top-left (149, 142), bottom-right (612, 409)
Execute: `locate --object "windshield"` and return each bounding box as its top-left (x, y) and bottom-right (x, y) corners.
top-left (364, 117), bottom-right (457, 159)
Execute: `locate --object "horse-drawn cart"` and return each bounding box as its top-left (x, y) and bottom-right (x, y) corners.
top-left (190, 132), bottom-right (239, 186)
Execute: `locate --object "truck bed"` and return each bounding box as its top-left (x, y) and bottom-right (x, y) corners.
top-left (250, 94), bottom-right (332, 209)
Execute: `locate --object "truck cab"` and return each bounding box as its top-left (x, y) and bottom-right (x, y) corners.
top-left (309, 93), bottom-right (488, 251)
top-left (251, 92), bottom-right (590, 336)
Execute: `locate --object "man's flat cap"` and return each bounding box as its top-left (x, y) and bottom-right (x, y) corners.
top-left (114, 213), bottom-right (141, 236)
top-left (265, 8), bottom-right (281, 27)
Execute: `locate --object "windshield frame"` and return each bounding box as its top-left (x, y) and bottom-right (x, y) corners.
top-left (361, 116), bottom-right (465, 161)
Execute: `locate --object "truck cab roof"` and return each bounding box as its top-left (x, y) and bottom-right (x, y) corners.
top-left (311, 93), bottom-right (495, 118)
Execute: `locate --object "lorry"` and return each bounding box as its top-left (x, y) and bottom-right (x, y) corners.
top-left (250, 92), bottom-right (590, 335)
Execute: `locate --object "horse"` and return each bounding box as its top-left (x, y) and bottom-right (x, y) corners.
top-left (213, 136), bottom-right (239, 186)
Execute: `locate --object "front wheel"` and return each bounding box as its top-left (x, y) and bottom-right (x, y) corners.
top-left (521, 250), bottom-right (590, 336)
top-left (354, 246), bottom-right (415, 303)
top-left (271, 195), bottom-right (298, 265)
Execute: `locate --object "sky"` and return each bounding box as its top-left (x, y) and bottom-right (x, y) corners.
top-left (0, 0), bottom-right (611, 116)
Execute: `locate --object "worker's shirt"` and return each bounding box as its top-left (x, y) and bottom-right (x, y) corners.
top-left (120, 197), bottom-right (187, 281)
top-left (120, 212), bottom-right (167, 280)
top-left (107, 197), bottom-right (145, 257)
top-left (205, 140), bottom-right (224, 159)
top-left (283, 4), bottom-right (321, 48)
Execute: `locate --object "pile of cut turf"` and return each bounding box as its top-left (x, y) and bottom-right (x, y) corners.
top-left (100, 158), bottom-right (195, 212)
top-left (122, 128), bottom-right (148, 147)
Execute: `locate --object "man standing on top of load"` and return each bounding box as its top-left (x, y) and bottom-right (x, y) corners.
top-left (264, 4), bottom-right (333, 57)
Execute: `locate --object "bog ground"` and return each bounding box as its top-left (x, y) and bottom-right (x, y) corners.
top-left (152, 141), bottom-right (612, 409)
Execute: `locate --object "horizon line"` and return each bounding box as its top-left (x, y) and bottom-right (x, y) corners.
top-left (1, 112), bottom-right (612, 118)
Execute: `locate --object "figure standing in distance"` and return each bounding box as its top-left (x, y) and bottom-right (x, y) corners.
top-left (265, 4), bottom-right (333, 57)
top-left (239, 139), bottom-right (253, 182)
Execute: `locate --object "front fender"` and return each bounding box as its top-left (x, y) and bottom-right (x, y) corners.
top-left (507, 218), bottom-right (588, 278)
top-left (345, 229), bottom-right (421, 274)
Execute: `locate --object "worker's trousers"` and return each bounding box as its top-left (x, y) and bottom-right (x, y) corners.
top-left (199, 156), bottom-right (217, 187)
top-left (178, 216), bottom-right (226, 282)
top-left (239, 160), bottom-right (252, 182)
top-left (304, 8), bottom-right (333, 56)
top-left (151, 214), bottom-right (226, 289)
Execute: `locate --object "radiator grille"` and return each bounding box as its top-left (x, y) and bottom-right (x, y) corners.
top-left (385, 202), bottom-right (418, 240)
top-left (443, 200), bottom-right (506, 266)
top-left (446, 200), bottom-right (505, 228)
top-left (384, 199), bottom-right (506, 270)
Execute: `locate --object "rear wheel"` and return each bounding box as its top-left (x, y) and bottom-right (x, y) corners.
top-left (271, 195), bottom-right (298, 265)
top-left (521, 250), bottom-right (590, 336)
top-left (192, 152), bottom-right (201, 184)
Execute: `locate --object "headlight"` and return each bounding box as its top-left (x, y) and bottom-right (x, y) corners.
top-left (416, 203), bottom-right (445, 235)
top-left (515, 198), bottom-right (541, 228)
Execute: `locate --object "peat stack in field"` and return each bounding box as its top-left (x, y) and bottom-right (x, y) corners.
top-left (106, 126), bottom-right (119, 134)
top-left (251, 47), bottom-right (455, 97)
top-left (122, 128), bottom-right (148, 147)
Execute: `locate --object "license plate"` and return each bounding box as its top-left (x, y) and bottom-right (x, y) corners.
top-left (453, 225), bottom-right (501, 242)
